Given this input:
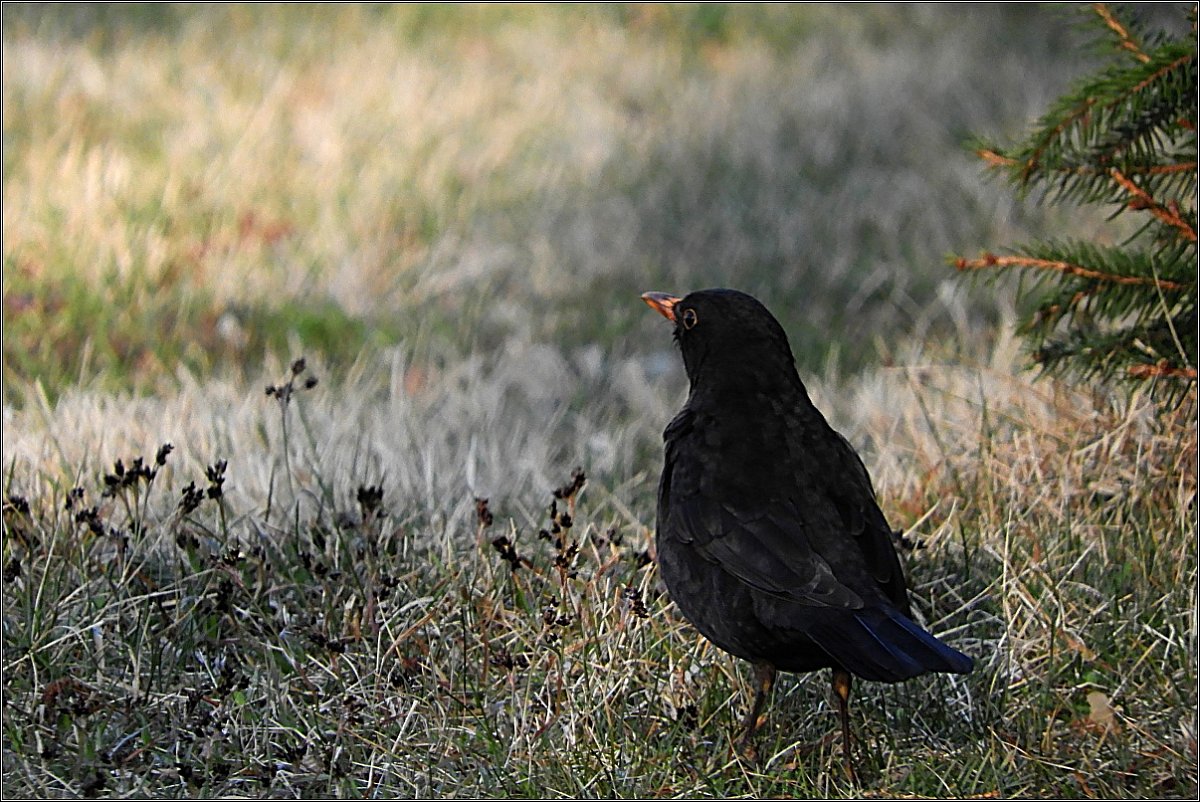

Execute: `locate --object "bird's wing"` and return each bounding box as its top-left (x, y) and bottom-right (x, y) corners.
top-left (826, 432), bottom-right (912, 614)
top-left (665, 489), bottom-right (868, 609)
top-left (659, 411), bottom-right (972, 680)
top-left (659, 412), bottom-right (904, 612)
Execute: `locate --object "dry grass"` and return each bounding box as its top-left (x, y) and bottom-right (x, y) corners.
top-left (3, 329), bottom-right (1195, 797)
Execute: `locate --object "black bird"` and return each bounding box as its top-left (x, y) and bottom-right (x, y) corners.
top-left (642, 288), bottom-right (972, 774)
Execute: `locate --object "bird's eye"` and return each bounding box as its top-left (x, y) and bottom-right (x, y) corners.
top-left (681, 308), bottom-right (698, 330)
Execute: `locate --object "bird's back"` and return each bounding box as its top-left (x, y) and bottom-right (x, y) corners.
top-left (658, 372), bottom-right (971, 680)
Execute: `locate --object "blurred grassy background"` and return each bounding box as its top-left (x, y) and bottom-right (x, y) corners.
top-left (2, 3), bottom-right (1106, 403)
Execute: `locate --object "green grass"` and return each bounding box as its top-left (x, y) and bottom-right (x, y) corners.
top-left (3, 4), bottom-right (1196, 798)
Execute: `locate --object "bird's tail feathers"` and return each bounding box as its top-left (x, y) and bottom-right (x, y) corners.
top-left (810, 607), bottom-right (973, 682)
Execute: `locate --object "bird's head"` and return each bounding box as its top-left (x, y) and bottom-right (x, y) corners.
top-left (641, 288), bottom-right (798, 391)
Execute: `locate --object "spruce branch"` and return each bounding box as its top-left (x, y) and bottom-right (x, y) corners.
top-left (984, 45), bottom-right (1195, 192)
top-left (1019, 98), bottom-right (1097, 184)
top-left (976, 149), bottom-right (1018, 168)
top-left (1092, 3), bottom-right (1150, 63)
top-left (1138, 161), bottom-right (1196, 176)
top-left (1110, 168), bottom-right (1198, 241)
top-left (1129, 362), bottom-right (1198, 380)
top-left (954, 4), bottom-right (1195, 401)
top-left (978, 148), bottom-right (1196, 179)
top-left (1128, 51), bottom-right (1193, 95)
top-left (953, 253), bottom-right (1188, 292)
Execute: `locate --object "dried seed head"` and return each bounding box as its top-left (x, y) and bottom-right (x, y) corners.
top-left (179, 482), bottom-right (205, 515)
top-left (552, 468), bottom-right (587, 500)
top-left (622, 585), bottom-right (650, 618)
top-left (204, 460), bottom-right (228, 500)
top-left (553, 541), bottom-right (580, 578)
top-left (357, 485), bottom-right (384, 515)
top-left (3, 557), bottom-right (22, 583)
top-left (475, 498), bottom-right (494, 528)
top-left (206, 460), bottom-right (227, 482)
top-left (489, 647), bottom-right (527, 670)
top-left (75, 506), bottom-right (105, 536)
top-left (64, 487), bottom-right (85, 511)
top-left (3, 495), bottom-right (30, 516)
top-left (491, 535), bottom-right (522, 570)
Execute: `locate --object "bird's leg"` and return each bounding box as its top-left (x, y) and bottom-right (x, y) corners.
top-left (831, 667), bottom-right (856, 782)
top-left (738, 662), bottom-right (776, 759)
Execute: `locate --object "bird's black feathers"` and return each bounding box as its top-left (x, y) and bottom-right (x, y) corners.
top-left (652, 287), bottom-right (972, 682)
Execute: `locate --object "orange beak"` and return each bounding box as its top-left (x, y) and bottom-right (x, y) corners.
top-left (641, 291), bottom-right (681, 322)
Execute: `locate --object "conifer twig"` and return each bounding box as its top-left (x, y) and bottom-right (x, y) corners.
top-left (977, 149), bottom-right (1018, 168)
top-left (1110, 168), bottom-right (1198, 241)
top-left (1021, 99), bottom-right (1096, 181)
top-left (956, 4), bottom-right (1195, 398)
top-left (953, 253), bottom-right (1188, 291)
top-left (1092, 3), bottom-right (1151, 63)
top-left (978, 150), bottom-right (1196, 177)
top-left (1128, 362), bottom-right (1197, 380)
top-left (1129, 53), bottom-right (1194, 95)
top-left (1015, 51), bottom-right (1193, 181)
top-left (1138, 162), bottom-right (1197, 175)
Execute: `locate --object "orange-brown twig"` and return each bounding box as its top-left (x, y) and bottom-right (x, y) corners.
top-left (1137, 161), bottom-right (1198, 175)
top-left (1078, 161), bottom-right (1196, 176)
top-left (953, 253), bottom-right (1188, 291)
top-left (1111, 168), bottom-right (1198, 241)
top-left (1128, 362), bottom-right (1197, 380)
top-left (977, 149), bottom-right (1019, 168)
top-left (978, 149), bottom-right (1196, 177)
top-left (1093, 3), bottom-right (1151, 63)
top-left (1130, 52), bottom-right (1194, 95)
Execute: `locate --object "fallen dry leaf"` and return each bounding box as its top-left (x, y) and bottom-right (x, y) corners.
top-left (1086, 690), bottom-right (1121, 734)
